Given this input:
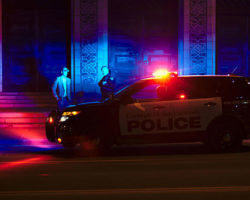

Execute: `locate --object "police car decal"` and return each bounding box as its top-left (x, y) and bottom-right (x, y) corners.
top-left (119, 97), bottom-right (222, 135)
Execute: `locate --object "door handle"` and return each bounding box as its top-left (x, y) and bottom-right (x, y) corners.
top-left (204, 102), bottom-right (217, 107)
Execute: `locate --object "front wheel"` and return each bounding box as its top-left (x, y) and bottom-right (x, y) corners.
top-left (208, 119), bottom-right (243, 152)
top-left (80, 136), bottom-right (114, 155)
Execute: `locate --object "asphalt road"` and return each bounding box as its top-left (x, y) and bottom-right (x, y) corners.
top-left (1, 142), bottom-right (250, 200)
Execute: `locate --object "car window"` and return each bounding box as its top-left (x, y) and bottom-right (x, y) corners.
top-left (182, 78), bottom-right (217, 99)
top-left (169, 78), bottom-right (190, 99)
top-left (130, 78), bottom-right (192, 101)
top-left (119, 77), bottom-right (220, 103)
top-left (131, 83), bottom-right (160, 101)
top-left (160, 77), bottom-right (218, 100)
top-left (216, 77), bottom-right (249, 100)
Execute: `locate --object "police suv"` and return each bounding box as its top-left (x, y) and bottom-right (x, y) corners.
top-left (46, 72), bottom-right (250, 152)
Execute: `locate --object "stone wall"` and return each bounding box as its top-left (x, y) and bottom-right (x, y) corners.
top-left (71, 0), bottom-right (216, 97)
top-left (71, 0), bottom-right (108, 95)
top-left (179, 0), bottom-right (216, 75)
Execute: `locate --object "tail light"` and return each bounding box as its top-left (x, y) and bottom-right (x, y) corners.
top-left (48, 116), bottom-right (54, 124)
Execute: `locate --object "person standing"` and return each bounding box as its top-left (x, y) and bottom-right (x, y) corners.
top-left (52, 66), bottom-right (71, 111)
top-left (98, 66), bottom-right (115, 100)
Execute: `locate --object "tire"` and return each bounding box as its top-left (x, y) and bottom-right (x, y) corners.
top-left (208, 118), bottom-right (243, 152)
top-left (80, 136), bottom-right (113, 155)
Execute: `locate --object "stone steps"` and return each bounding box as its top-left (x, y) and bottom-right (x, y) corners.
top-left (0, 112), bottom-right (49, 128)
top-left (0, 92), bottom-right (57, 109)
top-left (0, 93), bottom-right (56, 127)
top-left (0, 103), bottom-right (55, 108)
top-left (0, 96), bottom-right (53, 100)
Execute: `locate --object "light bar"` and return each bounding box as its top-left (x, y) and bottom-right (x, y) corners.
top-left (153, 69), bottom-right (178, 78)
top-left (153, 69), bottom-right (169, 78)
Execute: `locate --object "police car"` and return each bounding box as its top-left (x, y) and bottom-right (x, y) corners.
top-left (46, 71), bottom-right (250, 152)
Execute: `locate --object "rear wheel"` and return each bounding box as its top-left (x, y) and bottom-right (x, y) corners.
top-left (208, 119), bottom-right (243, 152)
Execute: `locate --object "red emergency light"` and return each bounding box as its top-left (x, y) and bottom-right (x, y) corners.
top-left (179, 94), bottom-right (186, 99)
top-left (153, 69), bottom-right (169, 78)
top-left (153, 69), bottom-right (178, 78)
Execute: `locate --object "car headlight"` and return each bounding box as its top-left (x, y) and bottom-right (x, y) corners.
top-left (59, 116), bottom-right (69, 122)
top-left (62, 111), bottom-right (81, 116)
top-left (59, 111), bottom-right (81, 122)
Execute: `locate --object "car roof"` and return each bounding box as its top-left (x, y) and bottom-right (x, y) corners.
top-left (113, 74), bottom-right (248, 100)
top-left (179, 74), bottom-right (242, 78)
top-left (140, 74), bottom-right (244, 82)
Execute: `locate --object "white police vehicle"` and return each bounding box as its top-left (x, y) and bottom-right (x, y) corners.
top-left (46, 71), bottom-right (250, 152)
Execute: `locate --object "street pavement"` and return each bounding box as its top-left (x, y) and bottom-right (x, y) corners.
top-left (1, 140), bottom-right (250, 200)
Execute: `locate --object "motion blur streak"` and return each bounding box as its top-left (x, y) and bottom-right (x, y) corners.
top-left (0, 156), bottom-right (51, 171)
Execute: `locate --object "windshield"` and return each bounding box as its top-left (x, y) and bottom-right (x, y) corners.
top-left (103, 78), bottom-right (159, 103)
top-left (102, 80), bottom-right (140, 102)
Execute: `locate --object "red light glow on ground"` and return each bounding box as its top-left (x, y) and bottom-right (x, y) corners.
top-left (0, 127), bottom-right (55, 148)
top-left (0, 156), bottom-right (51, 171)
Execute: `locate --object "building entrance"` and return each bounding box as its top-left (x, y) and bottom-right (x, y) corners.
top-left (108, 0), bottom-right (178, 87)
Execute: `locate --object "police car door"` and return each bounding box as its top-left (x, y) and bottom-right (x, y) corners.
top-left (119, 81), bottom-right (162, 136)
top-left (119, 78), bottom-right (222, 137)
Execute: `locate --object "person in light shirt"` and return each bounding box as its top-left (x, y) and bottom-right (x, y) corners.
top-left (52, 66), bottom-right (71, 111)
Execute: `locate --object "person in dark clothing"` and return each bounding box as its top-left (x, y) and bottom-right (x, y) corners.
top-left (98, 66), bottom-right (115, 100)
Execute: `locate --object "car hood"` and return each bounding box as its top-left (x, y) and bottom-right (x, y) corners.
top-left (62, 101), bottom-right (104, 111)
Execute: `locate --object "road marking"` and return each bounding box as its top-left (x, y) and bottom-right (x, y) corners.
top-left (0, 159), bottom-right (144, 165)
top-left (46, 159), bottom-right (145, 164)
top-left (2, 186), bottom-right (250, 196)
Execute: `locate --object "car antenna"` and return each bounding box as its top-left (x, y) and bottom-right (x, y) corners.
top-left (231, 65), bottom-right (238, 74)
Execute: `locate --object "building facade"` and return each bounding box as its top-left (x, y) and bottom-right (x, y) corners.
top-left (0, 0), bottom-right (249, 97)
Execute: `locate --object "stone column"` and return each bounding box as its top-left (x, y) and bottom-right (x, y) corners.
top-left (71, 0), bottom-right (81, 95)
top-left (97, 0), bottom-right (108, 84)
top-left (71, 0), bottom-right (108, 96)
top-left (178, 0), bottom-right (216, 75)
top-left (0, 0), bottom-right (2, 92)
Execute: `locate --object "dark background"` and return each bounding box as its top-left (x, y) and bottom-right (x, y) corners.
top-left (2, 0), bottom-right (70, 92)
top-left (216, 0), bottom-right (250, 76)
